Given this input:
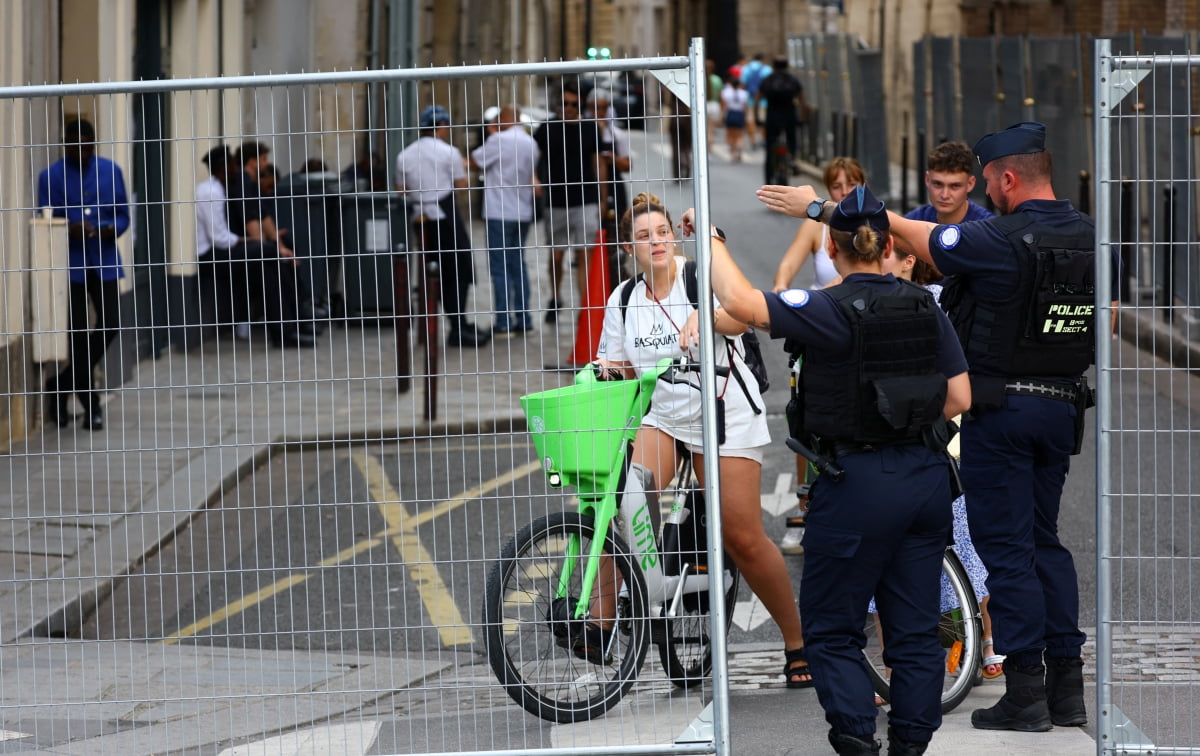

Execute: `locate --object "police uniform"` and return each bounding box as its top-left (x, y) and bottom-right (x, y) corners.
top-left (770, 186), bottom-right (968, 755)
top-left (928, 121), bottom-right (1093, 731)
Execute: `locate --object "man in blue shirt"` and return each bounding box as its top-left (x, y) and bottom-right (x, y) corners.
top-left (905, 141), bottom-right (993, 226)
top-left (37, 118), bottom-right (130, 431)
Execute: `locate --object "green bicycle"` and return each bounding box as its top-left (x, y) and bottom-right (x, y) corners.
top-left (482, 357), bottom-right (741, 723)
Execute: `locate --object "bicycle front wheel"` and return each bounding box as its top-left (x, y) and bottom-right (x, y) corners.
top-left (862, 548), bottom-right (983, 713)
top-left (482, 511), bottom-right (649, 723)
top-left (657, 561), bottom-right (741, 688)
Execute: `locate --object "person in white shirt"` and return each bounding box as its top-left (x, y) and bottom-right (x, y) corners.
top-left (720, 76), bottom-right (750, 162)
top-left (591, 192), bottom-right (811, 689)
top-left (195, 144), bottom-right (311, 348)
top-left (395, 105), bottom-right (490, 348)
top-left (470, 104), bottom-right (539, 336)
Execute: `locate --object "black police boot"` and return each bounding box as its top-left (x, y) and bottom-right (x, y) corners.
top-left (971, 663), bottom-right (1052, 732)
top-left (886, 728), bottom-right (927, 756)
top-left (828, 731), bottom-right (881, 755)
top-left (1045, 655), bottom-right (1087, 726)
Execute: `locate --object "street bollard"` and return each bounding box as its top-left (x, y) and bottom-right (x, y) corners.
top-left (900, 133), bottom-right (910, 213)
top-left (393, 242), bottom-right (412, 394)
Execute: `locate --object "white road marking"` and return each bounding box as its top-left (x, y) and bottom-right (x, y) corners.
top-left (732, 595), bottom-right (772, 632)
top-left (217, 722), bottom-right (381, 756)
top-left (0, 731), bottom-right (31, 742)
top-left (759, 472), bottom-right (795, 517)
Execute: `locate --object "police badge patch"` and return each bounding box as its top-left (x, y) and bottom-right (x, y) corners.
top-left (938, 225), bottom-right (961, 250)
top-left (779, 289), bottom-right (810, 308)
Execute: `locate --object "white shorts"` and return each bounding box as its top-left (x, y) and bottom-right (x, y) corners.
top-left (706, 101), bottom-right (721, 120)
top-left (545, 203), bottom-right (602, 253)
top-left (684, 442), bottom-right (766, 465)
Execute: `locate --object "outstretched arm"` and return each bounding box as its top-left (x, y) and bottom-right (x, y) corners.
top-left (679, 209), bottom-right (771, 331)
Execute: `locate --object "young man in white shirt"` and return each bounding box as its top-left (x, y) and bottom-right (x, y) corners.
top-left (395, 105), bottom-right (490, 348)
top-left (471, 104), bottom-right (539, 336)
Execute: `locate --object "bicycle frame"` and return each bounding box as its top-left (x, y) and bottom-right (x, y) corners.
top-left (544, 359), bottom-right (713, 624)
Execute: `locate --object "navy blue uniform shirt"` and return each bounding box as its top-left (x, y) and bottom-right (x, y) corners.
top-left (764, 273), bottom-right (968, 379)
top-left (927, 198), bottom-right (1092, 301)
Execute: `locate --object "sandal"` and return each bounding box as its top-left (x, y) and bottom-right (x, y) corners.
top-left (784, 646), bottom-right (815, 689)
top-left (572, 622), bottom-right (613, 665)
top-left (981, 637), bottom-right (1005, 679)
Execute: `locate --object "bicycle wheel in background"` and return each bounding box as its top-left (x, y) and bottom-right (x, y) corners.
top-left (657, 561), bottom-right (741, 687)
top-left (862, 548), bottom-right (983, 714)
top-left (767, 136), bottom-right (792, 186)
top-left (482, 511), bottom-right (649, 723)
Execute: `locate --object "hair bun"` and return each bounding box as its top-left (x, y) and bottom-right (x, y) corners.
top-left (631, 192), bottom-right (662, 209)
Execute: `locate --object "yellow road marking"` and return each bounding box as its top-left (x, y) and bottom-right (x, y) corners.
top-left (161, 454), bottom-right (541, 646)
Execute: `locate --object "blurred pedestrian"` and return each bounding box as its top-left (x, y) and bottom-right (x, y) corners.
top-left (471, 104), bottom-right (539, 337)
top-left (758, 55), bottom-right (806, 183)
top-left (721, 76), bottom-right (749, 162)
top-left (396, 105), bottom-right (491, 348)
top-left (37, 117), bottom-right (129, 431)
top-left (533, 84), bottom-right (608, 323)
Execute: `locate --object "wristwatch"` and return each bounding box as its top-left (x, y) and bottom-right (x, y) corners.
top-left (806, 198), bottom-right (831, 222)
top-left (710, 224), bottom-right (727, 242)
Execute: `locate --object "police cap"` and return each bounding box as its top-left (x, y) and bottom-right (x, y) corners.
top-left (829, 184), bottom-right (889, 233)
top-left (973, 121), bottom-right (1046, 167)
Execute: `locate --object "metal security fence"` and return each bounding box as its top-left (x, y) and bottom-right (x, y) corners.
top-left (1095, 39), bottom-right (1200, 755)
top-left (786, 33), bottom-right (890, 201)
top-left (0, 42), bottom-right (737, 756)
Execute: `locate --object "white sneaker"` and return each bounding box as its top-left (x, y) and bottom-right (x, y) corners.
top-left (234, 323), bottom-right (251, 340)
top-left (779, 527), bottom-right (804, 555)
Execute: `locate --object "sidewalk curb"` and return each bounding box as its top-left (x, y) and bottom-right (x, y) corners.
top-left (11, 414), bottom-right (528, 643)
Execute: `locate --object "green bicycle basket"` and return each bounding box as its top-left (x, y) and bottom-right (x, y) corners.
top-left (521, 379), bottom-right (639, 485)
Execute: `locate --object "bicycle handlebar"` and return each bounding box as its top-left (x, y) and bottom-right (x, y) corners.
top-left (588, 356), bottom-right (729, 386)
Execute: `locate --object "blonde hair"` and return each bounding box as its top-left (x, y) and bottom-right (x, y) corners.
top-left (828, 224), bottom-right (889, 265)
top-left (619, 192), bottom-right (673, 243)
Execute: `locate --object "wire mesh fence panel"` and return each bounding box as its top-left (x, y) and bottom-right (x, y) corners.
top-left (1095, 40), bottom-right (1200, 756)
top-left (0, 49), bottom-right (742, 756)
top-left (930, 36), bottom-right (958, 145)
top-left (849, 48), bottom-right (889, 202)
top-left (1028, 37), bottom-right (1088, 208)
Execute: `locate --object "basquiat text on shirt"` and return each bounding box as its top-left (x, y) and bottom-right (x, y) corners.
top-left (633, 322), bottom-right (680, 350)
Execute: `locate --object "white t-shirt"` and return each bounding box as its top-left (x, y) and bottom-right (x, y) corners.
top-left (596, 257), bottom-right (771, 451)
top-left (721, 85), bottom-right (749, 113)
top-left (470, 125), bottom-right (539, 222)
top-left (395, 136), bottom-right (466, 221)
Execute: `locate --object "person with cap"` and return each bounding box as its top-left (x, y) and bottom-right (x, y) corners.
top-left (194, 145), bottom-right (309, 348)
top-left (759, 121), bottom-right (1103, 734)
top-left (688, 184), bottom-right (970, 755)
top-left (37, 117), bottom-right (130, 431)
top-left (470, 104), bottom-right (539, 337)
top-left (395, 105), bottom-right (490, 348)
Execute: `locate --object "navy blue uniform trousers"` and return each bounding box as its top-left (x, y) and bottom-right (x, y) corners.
top-left (801, 445), bottom-right (953, 743)
top-left (960, 394), bottom-right (1087, 666)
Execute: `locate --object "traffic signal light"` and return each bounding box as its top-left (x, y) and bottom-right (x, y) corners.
top-left (586, 46), bottom-right (611, 60)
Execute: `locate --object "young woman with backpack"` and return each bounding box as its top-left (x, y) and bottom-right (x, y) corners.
top-left (593, 192), bottom-right (812, 689)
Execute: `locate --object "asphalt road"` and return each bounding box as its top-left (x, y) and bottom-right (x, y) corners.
top-left (80, 125), bottom-right (1200, 753)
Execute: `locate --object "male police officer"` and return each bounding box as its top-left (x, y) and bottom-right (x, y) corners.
top-left (758, 121), bottom-right (1099, 735)
top-left (918, 123), bottom-right (1094, 733)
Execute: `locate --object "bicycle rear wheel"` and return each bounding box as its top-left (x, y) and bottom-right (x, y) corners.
top-left (656, 561), bottom-right (741, 688)
top-left (482, 511), bottom-right (649, 723)
top-left (862, 548), bottom-right (983, 713)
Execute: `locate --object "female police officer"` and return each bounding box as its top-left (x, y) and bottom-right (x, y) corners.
top-left (683, 186), bottom-right (970, 755)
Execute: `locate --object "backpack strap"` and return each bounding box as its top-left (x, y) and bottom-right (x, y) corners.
top-left (618, 273), bottom-right (644, 324)
top-left (686, 260), bottom-right (763, 415)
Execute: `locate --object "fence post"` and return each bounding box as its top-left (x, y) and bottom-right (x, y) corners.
top-left (1119, 179), bottom-right (1134, 303)
top-left (916, 129), bottom-right (927, 205)
top-left (900, 132), bottom-right (910, 213)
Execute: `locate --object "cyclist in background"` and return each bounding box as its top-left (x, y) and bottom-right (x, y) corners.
top-left (701, 185), bottom-right (970, 755)
top-left (758, 55), bottom-right (806, 184)
top-left (593, 192), bottom-right (812, 689)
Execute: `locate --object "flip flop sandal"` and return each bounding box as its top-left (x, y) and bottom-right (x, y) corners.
top-left (981, 637), bottom-right (1006, 679)
top-left (784, 646), bottom-right (815, 689)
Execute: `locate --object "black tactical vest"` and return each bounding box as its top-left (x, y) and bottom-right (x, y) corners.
top-left (940, 211), bottom-right (1096, 379)
top-left (801, 280), bottom-right (948, 446)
